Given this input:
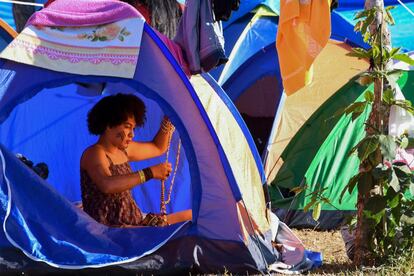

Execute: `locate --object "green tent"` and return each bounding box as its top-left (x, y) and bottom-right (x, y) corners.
top-left (270, 71), bottom-right (414, 230)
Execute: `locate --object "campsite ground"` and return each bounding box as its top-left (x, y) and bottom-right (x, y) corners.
top-left (292, 229), bottom-right (414, 275)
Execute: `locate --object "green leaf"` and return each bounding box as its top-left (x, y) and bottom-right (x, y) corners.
top-left (387, 193), bottom-right (400, 209)
top-left (91, 36), bottom-right (99, 42)
top-left (371, 45), bottom-right (381, 59)
top-left (401, 214), bottom-right (414, 225)
top-left (339, 174), bottom-right (359, 204)
top-left (393, 54), bottom-right (414, 66)
top-left (347, 48), bottom-right (371, 59)
top-left (400, 137), bottom-right (409, 149)
top-left (358, 135), bottom-right (379, 161)
top-left (118, 35), bottom-right (124, 41)
top-left (388, 47), bottom-right (402, 59)
top-left (357, 75), bottom-right (374, 86)
top-left (351, 111), bottom-right (363, 122)
top-left (389, 170), bottom-right (401, 193)
top-left (361, 15), bottom-right (375, 42)
top-left (312, 203), bottom-right (321, 221)
top-left (382, 88), bottom-right (395, 105)
top-left (98, 36), bottom-right (107, 41)
top-left (379, 135), bottom-right (397, 161)
top-left (290, 186), bottom-right (305, 195)
top-left (354, 20), bottom-right (363, 32)
top-left (303, 197), bottom-right (317, 212)
top-left (386, 70), bottom-right (404, 92)
top-left (364, 90), bottom-right (374, 102)
top-left (393, 165), bottom-right (412, 186)
top-left (354, 10), bottom-right (370, 20)
top-left (344, 101), bottom-right (367, 115)
top-left (364, 209), bottom-right (386, 225)
top-left (372, 164), bottom-right (391, 180)
top-left (385, 5), bottom-right (395, 12)
top-left (394, 100), bottom-right (414, 116)
top-left (366, 196), bottom-right (387, 214)
top-left (410, 183), bottom-right (414, 196)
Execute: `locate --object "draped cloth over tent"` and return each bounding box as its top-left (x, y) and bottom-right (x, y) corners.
top-left (276, 0), bottom-right (331, 95)
top-left (0, 0), bottom-right (145, 78)
top-left (0, 0), bottom-right (297, 273)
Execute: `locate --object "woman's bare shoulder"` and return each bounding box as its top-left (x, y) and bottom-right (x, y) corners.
top-left (80, 145), bottom-right (107, 168)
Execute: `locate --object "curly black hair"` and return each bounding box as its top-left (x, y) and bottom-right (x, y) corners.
top-left (87, 93), bottom-right (146, 135)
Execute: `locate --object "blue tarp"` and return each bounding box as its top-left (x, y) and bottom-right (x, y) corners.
top-left (0, 3), bottom-right (14, 29)
top-left (333, 0), bottom-right (414, 51)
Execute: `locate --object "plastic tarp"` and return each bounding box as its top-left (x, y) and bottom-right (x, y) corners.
top-left (332, 0), bottom-right (414, 51)
top-left (0, 3), bottom-right (14, 30)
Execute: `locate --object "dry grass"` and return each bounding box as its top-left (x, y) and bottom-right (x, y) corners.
top-left (293, 229), bottom-right (414, 275)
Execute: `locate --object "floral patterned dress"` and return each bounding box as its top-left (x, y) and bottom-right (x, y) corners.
top-left (80, 154), bottom-right (143, 227)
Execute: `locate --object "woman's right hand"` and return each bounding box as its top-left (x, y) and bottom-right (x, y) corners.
top-left (150, 162), bottom-right (172, 180)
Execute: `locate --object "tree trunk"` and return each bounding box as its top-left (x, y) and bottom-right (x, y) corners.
top-left (354, 0), bottom-right (391, 266)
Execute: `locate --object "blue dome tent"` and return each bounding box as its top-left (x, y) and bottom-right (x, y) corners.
top-left (211, 1), bottom-right (282, 155)
top-left (0, 18), bottom-right (16, 49)
top-left (0, 2), bottom-right (15, 29)
top-left (0, 1), bottom-right (298, 273)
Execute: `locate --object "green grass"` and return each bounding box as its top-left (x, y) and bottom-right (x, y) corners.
top-left (310, 249), bottom-right (414, 275)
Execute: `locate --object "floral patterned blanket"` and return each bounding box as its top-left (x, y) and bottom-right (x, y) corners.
top-left (0, 0), bottom-right (145, 78)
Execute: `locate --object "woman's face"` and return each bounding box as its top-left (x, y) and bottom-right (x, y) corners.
top-left (108, 116), bottom-right (136, 149)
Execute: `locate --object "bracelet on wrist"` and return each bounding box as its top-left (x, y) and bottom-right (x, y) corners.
top-left (160, 118), bottom-right (175, 133)
top-left (135, 170), bottom-right (146, 183)
top-left (143, 167), bottom-right (153, 180)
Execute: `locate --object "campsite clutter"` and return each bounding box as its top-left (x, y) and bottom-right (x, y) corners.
top-left (1, 0), bottom-right (412, 273)
top-left (208, 0), bottom-right (414, 231)
top-left (0, 0), bottom-right (319, 274)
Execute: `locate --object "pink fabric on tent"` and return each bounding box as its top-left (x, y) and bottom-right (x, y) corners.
top-left (27, 0), bottom-right (142, 27)
top-left (157, 30), bottom-right (190, 77)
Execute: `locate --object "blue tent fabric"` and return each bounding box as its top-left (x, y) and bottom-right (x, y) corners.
top-left (337, 0), bottom-right (414, 9)
top-left (0, 143), bottom-right (188, 267)
top-left (0, 1), bottom-right (46, 30)
top-left (219, 16), bottom-right (280, 90)
top-left (222, 0), bottom-right (279, 28)
top-left (0, 19), bottom-right (14, 50)
top-left (0, 3), bottom-right (14, 30)
top-left (332, 0), bottom-right (414, 51)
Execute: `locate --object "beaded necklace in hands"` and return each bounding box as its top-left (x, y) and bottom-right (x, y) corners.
top-left (160, 119), bottom-right (181, 219)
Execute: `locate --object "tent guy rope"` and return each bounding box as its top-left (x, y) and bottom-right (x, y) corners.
top-left (396, 0), bottom-right (414, 17)
top-left (0, 0), bottom-right (43, 7)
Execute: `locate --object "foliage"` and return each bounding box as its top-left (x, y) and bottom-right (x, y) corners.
top-left (339, 5), bottom-right (414, 261)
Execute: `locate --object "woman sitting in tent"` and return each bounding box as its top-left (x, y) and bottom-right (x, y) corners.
top-left (80, 93), bottom-right (191, 227)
